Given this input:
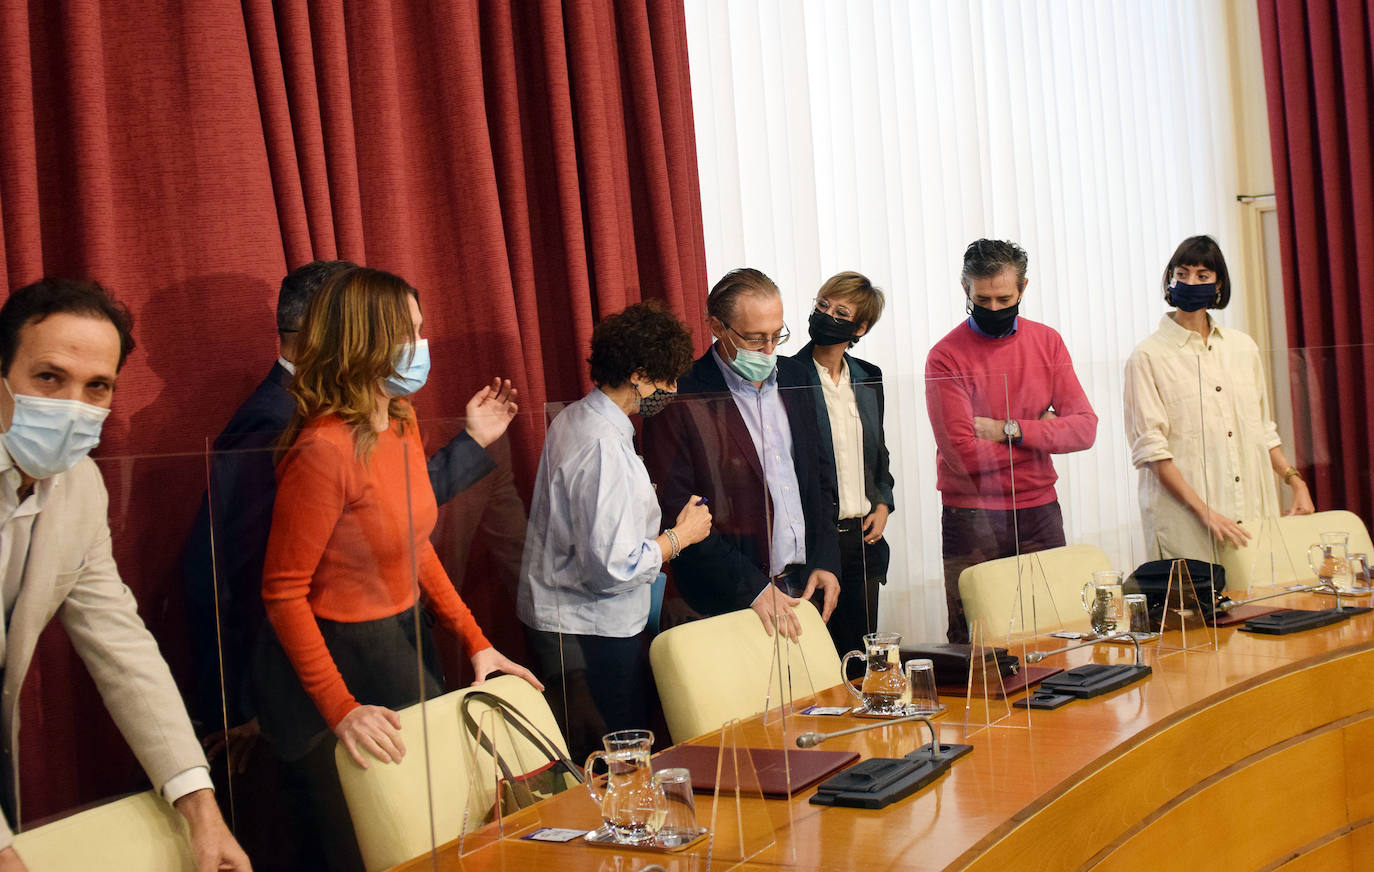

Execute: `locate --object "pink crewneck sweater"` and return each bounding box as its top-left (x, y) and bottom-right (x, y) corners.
top-left (924, 318), bottom-right (1098, 510)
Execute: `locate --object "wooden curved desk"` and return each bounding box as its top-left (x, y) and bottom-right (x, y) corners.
top-left (391, 596), bottom-right (1374, 871)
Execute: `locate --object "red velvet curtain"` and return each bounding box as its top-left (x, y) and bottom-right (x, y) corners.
top-left (1258, 0), bottom-right (1374, 524)
top-left (1, 0), bottom-right (707, 822)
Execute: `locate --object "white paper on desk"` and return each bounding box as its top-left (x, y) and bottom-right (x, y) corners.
top-left (523, 827), bottom-right (587, 843)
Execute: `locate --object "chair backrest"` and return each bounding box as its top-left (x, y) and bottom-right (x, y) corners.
top-left (1220, 509), bottom-right (1374, 591)
top-left (12, 790), bottom-right (195, 872)
top-left (649, 600), bottom-right (842, 744)
top-left (958, 544), bottom-right (1114, 640)
top-left (336, 674), bottom-right (570, 872)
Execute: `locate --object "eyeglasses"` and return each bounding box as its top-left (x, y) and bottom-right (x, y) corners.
top-left (721, 321), bottom-right (790, 350)
top-left (813, 298), bottom-right (855, 320)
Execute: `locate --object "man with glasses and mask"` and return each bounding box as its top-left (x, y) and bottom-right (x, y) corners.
top-left (925, 240), bottom-right (1097, 644)
top-left (0, 278), bottom-right (250, 871)
top-left (643, 268), bottom-right (840, 642)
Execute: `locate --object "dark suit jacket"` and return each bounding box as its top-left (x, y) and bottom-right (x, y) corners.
top-left (792, 342), bottom-right (895, 514)
top-left (641, 348), bottom-right (841, 618)
top-left (182, 363), bottom-right (495, 726)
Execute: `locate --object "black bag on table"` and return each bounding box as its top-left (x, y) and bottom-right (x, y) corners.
top-left (900, 643), bottom-right (1020, 685)
top-left (1124, 559), bottom-right (1229, 623)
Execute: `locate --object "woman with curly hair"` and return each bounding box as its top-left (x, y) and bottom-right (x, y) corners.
top-left (517, 300), bottom-right (710, 733)
top-left (254, 266), bottom-right (539, 869)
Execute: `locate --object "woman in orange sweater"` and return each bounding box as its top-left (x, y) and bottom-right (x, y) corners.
top-left (254, 267), bottom-right (538, 824)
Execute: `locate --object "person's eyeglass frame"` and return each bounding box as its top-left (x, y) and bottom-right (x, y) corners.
top-left (812, 297), bottom-right (856, 321)
top-left (720, 320), bottom-right (791, 351)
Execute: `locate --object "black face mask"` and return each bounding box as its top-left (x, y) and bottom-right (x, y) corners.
top-left (968, 300), bottom-right (1019, 337)
top-left (1168, 280), bottom-right (1218, 312)
top-left (637, 387), bottom-right (673, 417)
top-left (807, 309), bottom-right (861, 347)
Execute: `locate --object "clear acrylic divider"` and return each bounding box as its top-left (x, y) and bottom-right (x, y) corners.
top-left (13, 449), bottom-right (210, 854)
top-left (1254, 345), bottom-right (1374, 607)
top-left (458, 704), bottom-right (544, 855)
top-left (205, 407), bottom-right (443, 871)
top-left (705, 718), bottom-right (779, 870)
top-left (420, 407), bottom-right (578, 861)
top-left (962, 619), bottom-right (1014, 738)
top-left (201, 437), bottom-right (287, 870)
top-left (922, 371), bottom-right (1033, 732)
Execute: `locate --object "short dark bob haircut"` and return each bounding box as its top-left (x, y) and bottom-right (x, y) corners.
top-left (1162, 235), bottom-right (1231, 309)
top-left (1, 278), bottom-right (136, 375)
top-left (588, 300), bottom-right (694, 388)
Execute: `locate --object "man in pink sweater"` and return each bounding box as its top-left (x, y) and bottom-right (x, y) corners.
top-left (925, 239), bottom-right (1098, 643)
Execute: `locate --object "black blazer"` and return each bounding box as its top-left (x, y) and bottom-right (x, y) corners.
top-left (642, 348), bottom-right (841, 618)
top-left (181, 363), bottom-right (494, 726)
top-left (791, 342), bottom-right (895, 515)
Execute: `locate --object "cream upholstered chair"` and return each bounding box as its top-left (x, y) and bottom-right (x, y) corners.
top-left (11, 790), bottom-right (194, 871)
top-left (1220, 509), bottom-right (1374, 591)
top-left (649, 599), bottom-right (842, 744)
top-left (957, 544), bottom-right (1114, 639)
top-left (336, 673), bottom-right (571, 872)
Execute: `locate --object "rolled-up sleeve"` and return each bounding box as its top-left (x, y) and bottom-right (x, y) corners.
top-left (1253, 348), bottom-right (1283, 450)
top-left (1124, 350), bottom-right (1174, 468)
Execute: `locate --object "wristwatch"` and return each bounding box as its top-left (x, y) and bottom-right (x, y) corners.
top-left (1003, 419), bottom-right (1022, 444)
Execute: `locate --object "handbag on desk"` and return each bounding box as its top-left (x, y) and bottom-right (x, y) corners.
top-left (460, 690), bottom-right (583, 817)
top-left (1125, 559), bottom-right (1228, 623)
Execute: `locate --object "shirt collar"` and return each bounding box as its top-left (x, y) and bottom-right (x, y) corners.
top-left (711, 343), bottom-right (778, 393)
top-left (586, 387), bottom-right (634, 439)
top-left (813, 355), bottom-right (849, 386)
top-left (0, 438), bottom-right (53, 521)
top-left (277, 356), bottom-right (297, 375)
top-left (1159, 312), bottom-right (1223, 347)
top-left (966, 315), bottom-right (1019, 338)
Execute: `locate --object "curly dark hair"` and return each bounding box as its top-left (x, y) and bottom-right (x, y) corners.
top-left (588, 300), bottom-right (694, 387)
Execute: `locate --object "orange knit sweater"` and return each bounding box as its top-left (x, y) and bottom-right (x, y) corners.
top-left (262, 414), bottom-right (491, 727)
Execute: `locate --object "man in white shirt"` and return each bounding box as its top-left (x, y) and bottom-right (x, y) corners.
top-left (0, 278), bottom-right (249, 871)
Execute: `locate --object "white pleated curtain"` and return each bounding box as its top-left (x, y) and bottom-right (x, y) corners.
top-left (684, 0), bottom-right (1246, 641)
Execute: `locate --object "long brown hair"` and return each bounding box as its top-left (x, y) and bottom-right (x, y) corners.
top-left (279, 265), bottom-right (419, 459)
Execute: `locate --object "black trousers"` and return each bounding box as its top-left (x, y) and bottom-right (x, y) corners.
top-left (575, 632), bottom-right (653, 737)
top-left (828, 520), bottom-right (887, 665)
top-left (942, 501), bottom-right (1066, 644)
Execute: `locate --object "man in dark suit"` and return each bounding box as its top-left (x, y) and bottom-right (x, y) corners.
top-left (642, 268), bottom-right (840, 642)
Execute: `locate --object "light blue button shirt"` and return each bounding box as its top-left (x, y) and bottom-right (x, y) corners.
top-left (711, 347), bottom-right (807, 575)
top-left (517, 388), bottom-right (663, 637)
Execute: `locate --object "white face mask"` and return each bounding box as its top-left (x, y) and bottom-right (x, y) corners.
top-left (1, 379), bottom-right (110, 479)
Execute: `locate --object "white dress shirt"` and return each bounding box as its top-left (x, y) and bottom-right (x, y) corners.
top-left (1124, 314), bottom-right (1282, 560)
top-left (813, 357), bottom-right (870, 520)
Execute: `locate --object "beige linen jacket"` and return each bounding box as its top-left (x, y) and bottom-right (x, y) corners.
top-left (1, 456), bottom-right (205, 849)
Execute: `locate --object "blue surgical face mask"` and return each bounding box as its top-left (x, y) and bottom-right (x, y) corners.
top-left (1169, 279), bottom-right (1218, 313)
top-left (727, 346), bottom-right (777, 383)
top-left (1, 379), bottom-right (111, 479)
top-left (382, 338), bottom-right (431, 396)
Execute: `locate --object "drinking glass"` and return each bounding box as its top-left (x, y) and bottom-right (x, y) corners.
top-left (652, 767), bottom-right (700, 846)
top-left (1124, 593), bottom-right (1152, 635)
top-left (905, 658), bottom-right (940, 714)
